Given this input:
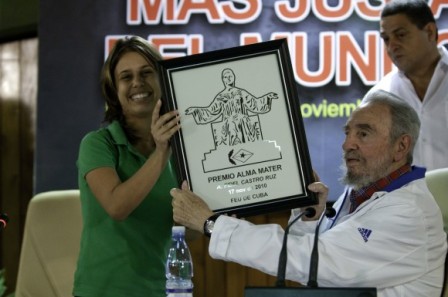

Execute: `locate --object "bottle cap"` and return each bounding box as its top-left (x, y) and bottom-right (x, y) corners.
top-left (172, 226), bottom-right (186, 234)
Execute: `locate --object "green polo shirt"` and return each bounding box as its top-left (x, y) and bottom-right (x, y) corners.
top-left (73, 121), bottom-right (178, 297)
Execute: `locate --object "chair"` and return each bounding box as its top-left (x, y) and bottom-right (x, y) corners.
top-left (426, 168), bottom-right (448, 231)
top-left (15, 190), bottom-right (82, 297)
top-left (425, 168), bottom-right (448, 297)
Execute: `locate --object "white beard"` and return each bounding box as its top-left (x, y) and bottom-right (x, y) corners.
top-left (340, 150), bottom-right (394, 190)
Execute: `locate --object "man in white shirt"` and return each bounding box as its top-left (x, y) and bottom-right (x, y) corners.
top-left (171, 90), bottom-right (447, 297)
top-left (366, 0), bottom-right (448, 170)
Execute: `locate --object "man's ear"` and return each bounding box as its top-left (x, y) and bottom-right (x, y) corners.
top-left (424, 22), bottom-right (438, 42)
top-left (393, 134), bottom-right (412, 162)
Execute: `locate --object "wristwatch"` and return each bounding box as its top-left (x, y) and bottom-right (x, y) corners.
top-left (203, 214), bottom-right (221, 237)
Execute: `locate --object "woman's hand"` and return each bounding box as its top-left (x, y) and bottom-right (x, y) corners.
top-left (151, 99), bottom-right (180, 150)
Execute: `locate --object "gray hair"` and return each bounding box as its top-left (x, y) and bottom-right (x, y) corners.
top-left (362, 90), bottom-right (420, 164)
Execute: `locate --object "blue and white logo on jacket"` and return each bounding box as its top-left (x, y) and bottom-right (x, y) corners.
top-left (357, 227), bottom-right (372, 242)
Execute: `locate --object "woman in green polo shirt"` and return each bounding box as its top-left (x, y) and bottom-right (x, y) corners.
top-left (73, 36), bottom-right (180, 297)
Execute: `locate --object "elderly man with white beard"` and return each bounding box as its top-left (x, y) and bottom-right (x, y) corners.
top-left (171, 90), bottom-right (447, 297)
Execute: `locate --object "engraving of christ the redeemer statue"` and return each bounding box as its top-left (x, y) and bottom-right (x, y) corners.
top-left (185, 68), bottom-right (278, 147)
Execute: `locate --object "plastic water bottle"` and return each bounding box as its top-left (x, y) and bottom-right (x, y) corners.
top-left (165, 226), bottom-right (194, 297)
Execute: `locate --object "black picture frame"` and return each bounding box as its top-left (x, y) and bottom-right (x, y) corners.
top-left (159, 39), bottom-right (317, 217)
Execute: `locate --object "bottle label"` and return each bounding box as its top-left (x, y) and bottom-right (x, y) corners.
top-left (166, 293), bottom-right (193, 297)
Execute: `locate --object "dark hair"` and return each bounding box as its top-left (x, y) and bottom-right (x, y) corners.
top-left (101, 36), bottom-right (162, 140)
top-left (362, 90), bottom-right (420, 165)
top-left (382, 0), bottom-right (438, 39)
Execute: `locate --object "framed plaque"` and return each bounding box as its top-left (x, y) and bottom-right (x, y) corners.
top-left (159, 39), bottom-right (318, 217)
